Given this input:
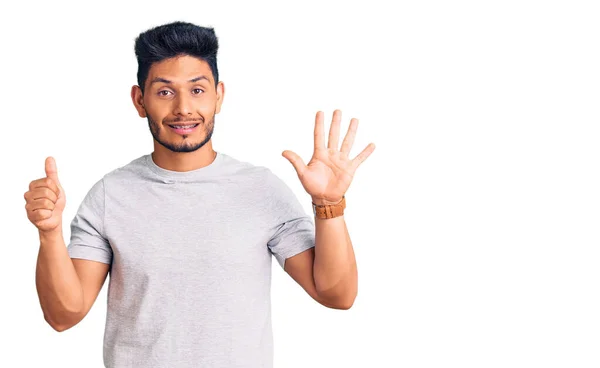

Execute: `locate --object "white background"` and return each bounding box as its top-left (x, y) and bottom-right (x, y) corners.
top-left (1, 0), bottom-right (599, 367)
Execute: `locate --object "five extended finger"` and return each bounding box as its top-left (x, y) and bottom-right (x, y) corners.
top-left (340, 118), bottom-right (358, 156)
top-left (282, 150), bottom-right (307, 177)
top-left (314, 111), bottom-right (326, 151)
top-left (351, 143), bottom-right (376, 168)
top-left (328, 109), bottom-right (342, 150)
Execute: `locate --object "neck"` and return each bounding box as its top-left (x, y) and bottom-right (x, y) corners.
top-left (151, 145), bottom-right (217, 172)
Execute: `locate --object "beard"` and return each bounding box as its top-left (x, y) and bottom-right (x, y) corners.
top-left (146, 112), bottom-right (215, 153)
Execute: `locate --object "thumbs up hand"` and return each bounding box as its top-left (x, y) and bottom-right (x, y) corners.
top-left (24, 157), bottom-right (67, 233)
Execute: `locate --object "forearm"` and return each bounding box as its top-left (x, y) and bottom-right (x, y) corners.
top-left (313, 215), bottom-right (358, 307)
top-left (36, 227), bottom-right (84, 329)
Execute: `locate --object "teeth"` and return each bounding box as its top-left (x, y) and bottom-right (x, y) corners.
top-left (172, 124), bottom-right (197, 129)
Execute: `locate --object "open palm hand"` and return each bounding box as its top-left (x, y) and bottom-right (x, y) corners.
top-left (282, 109), bottom-right (376, 205)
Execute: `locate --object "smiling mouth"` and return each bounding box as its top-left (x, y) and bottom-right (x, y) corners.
top-left (168, 123), bottom-right (200, 128)
top-left (168, 123), bottom-right (200, 134)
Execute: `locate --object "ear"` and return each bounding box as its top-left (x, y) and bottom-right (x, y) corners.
top-left (215, 81), bottom-right (225, 114)
top-left (131, 85), bottom-right (147, 118)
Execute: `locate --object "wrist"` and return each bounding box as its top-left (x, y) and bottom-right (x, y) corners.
top-left (312, 195), bottom-right (346, 219)
top-left (311, 196), bottom-right (344, 206)
top-left (39, 227), bottom-right (63, 242)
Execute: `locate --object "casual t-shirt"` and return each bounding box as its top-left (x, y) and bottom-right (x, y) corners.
top-left (66, 151), bottom-right (316, 368)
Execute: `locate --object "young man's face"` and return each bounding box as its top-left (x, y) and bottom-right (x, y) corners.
top-left (131, 54), bottom-right (225, 153)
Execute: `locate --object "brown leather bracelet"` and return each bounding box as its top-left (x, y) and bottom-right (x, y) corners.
top-left (312, 196), bottom-right (346, 219)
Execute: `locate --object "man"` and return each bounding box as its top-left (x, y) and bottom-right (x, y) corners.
top-left (26, 21), bottom-right (375, 367)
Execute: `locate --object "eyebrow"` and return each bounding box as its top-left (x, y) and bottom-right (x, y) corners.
top-left (149, 75), bottom-right (211, 86)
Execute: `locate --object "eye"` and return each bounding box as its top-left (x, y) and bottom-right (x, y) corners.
top-left (192, 88), bottom-right (204, 94)
top-left (158, 90), bottom-right (172, 96)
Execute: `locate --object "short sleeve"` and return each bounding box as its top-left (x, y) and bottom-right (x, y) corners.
top-left (66, 178), bottom-right (113, 265)
top-left (265, 170), bottom-right (315, 269)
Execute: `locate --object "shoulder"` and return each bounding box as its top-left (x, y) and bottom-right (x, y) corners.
top-left (218, 152), bottom-right (284, 186)
top-left (221, 152), bottom-right (270, 177)
top-left (102, 154), bottom-right (148, 181)
top-left (218, 153), bottom-right (299, 201)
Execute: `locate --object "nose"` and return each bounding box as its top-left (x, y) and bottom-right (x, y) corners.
top-left (173, 93), bottom-right (193, 116)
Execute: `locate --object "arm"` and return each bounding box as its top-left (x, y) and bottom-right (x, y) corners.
top-left (29, 158), bottom-right (111, 331)
top-left (36, 228), bottom-right (84, 331)
top-left (284, 214), bottom-right (357, 310)
top-left (281, 109), bottom-right (374, 309)
top-left (36, 228), bottom-right (111, 332)
top-left (313, 215), bottom-right (357, 306)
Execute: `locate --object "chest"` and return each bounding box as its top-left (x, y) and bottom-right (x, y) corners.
top-left (103, 182), bottom-right (273, 280)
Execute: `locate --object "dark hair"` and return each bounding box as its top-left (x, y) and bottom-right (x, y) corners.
top-left (134, 21), bottom-right (219, 94)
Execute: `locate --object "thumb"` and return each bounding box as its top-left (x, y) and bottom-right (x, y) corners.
top-left (282, 150), bottom-right (306, 176)
top-left (45, 156), bottom-right (62, 188)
